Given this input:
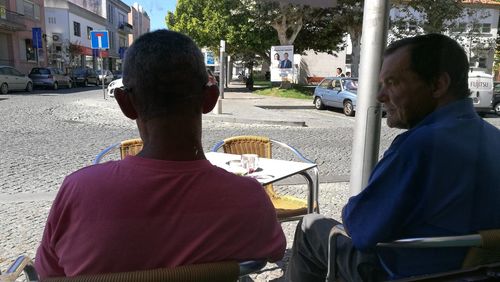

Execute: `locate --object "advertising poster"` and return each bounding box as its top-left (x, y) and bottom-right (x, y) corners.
top-left (270, 45), bottom-right (294, 82)
top-left (205, 51), bottom-right (215, 66)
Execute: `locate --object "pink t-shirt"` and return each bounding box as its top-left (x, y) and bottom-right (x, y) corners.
top-left (35, 156), bottom-right (286, 278)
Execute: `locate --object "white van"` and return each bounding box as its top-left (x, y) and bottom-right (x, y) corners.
top-left (468, 70), bottom-right (493, 113)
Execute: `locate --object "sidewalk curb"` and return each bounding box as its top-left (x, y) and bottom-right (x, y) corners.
top-left (256, 105), bottom-right (315, 110)
top-left (204, 114), bottom-right (307, 127)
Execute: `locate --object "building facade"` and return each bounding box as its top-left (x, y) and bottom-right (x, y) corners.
top-left (296, 1), bottom-right (500, 84)
top-left (1, 0), bottom-right (145, 74)
top-left (0, 0), bottom-right (47, 73)
top-left (105, 0), bottom-right (131, 72)
top-left (128, 2), bottom-right (149, 46)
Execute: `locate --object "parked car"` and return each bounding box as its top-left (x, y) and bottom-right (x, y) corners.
top-left (96, 70), bottom-right (114, 85)
top-left (493, 81), bottom-right (500, 116)
top-left (29, 67), bottom-right (72, 90)
top-left (106, 78), bottom-right (123, 97)
top-left (0, 65), bottom-right (33, 94)
top-left (313, 77), bottom-right (359, 116)
top-left (69, 67), bottom-right (98, 87)
top-left (113, 71), bottom-right (123, 80)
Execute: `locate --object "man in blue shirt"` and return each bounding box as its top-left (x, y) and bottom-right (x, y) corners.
top-left (279, 52), bottom-right (292, 69)
top-left (286, 33), bottom-right (500, 281)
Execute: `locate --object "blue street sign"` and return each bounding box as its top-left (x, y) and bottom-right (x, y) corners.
top-left (90, 30), bottom-right (109, 49)
top-left (32, 27), bottom-right (42, 49)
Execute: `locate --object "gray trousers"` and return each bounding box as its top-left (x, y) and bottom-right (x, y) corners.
top-left (285, 214), bottom-right (386, 282)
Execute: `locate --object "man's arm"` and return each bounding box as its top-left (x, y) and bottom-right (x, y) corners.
top-left (342, 143), bottom-right (428, 251)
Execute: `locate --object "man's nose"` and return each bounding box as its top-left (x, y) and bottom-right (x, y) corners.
top-left (376, 87), bottom-right (386, 103)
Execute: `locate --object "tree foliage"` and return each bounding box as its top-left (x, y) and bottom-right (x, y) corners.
top-left (167, 0), bottom-right (345, 66)
top-left (391, 0), bottom-right (465, 37)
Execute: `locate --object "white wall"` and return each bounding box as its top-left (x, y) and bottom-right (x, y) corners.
top-left (68, 13), bottom-right (106, 48)
top-left (45, 8), bottom-right (70, 40)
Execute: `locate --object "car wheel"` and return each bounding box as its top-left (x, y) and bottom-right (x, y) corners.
top-left (314, 97), bottom-right (325, 110)
top-left (343, 100), bottom-right (354, 116)
top-left (0, 83), bottom-right (8, 94)
top-left (26, 82), bottom-right (33, 92)
top-left (495, 103), bottom-right (500, 116)
top-left (53, 82), bottom-right (59, 90)
top-left (84, 80), bottom-right (88, 87)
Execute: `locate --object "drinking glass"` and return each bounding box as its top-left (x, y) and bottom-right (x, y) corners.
top-left (241, 154), bottom-right (259, 174)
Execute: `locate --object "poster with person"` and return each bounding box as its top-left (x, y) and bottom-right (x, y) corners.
top-left (270, 45), bottom-right (294, 82)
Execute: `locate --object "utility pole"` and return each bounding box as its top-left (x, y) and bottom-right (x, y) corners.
top-left (214, 40), bottom-right (225, 114)
top-left (349, 0), bottom-right (390, 196)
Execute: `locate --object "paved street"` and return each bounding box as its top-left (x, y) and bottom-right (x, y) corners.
top-left (1, 84), bottom-right (499, 280)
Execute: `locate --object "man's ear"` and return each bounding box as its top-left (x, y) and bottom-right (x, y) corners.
top-left (115, 88), bottom-right (138, 120)
top-left (202, 85), bottom-right (220, 114)
top-left (432, 72), bottom-right (451, 99)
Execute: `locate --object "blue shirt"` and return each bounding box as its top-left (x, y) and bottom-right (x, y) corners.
top-left (342, 98), bottom-right (500, 279)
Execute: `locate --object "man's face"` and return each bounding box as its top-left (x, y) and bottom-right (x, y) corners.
top-left (284, 53), bottom-right (288, 59)
top-left (377, 46), bottom-right (437, 129)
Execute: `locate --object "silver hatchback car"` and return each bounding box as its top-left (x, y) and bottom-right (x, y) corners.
top-left (29, 67), bottom-right (73, 90)
top-left (0, 65), bottom-right (33, 94)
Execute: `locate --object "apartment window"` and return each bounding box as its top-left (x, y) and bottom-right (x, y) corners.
top-left (25, 39), bottom-right (36, 61)
top-left (109, 31), bottom-right (115, 49)
top-left (18, 0), bottom-right (39, 19)
top-left (87, 26), bottom-right (93, 40)
top-left (1, 5), bottom-right (7, 19)
top-left (118, 13), bottom-right (125, 25)
top-left (478, 57), bottom-right (487, 68)
top-left (452, 23), bottom-right (467, 33)
top-left (119, 37), bottom-right (126, 47)
top-left (74, 21), bottom-right (81, 37)
top-left (481, 23), bottom-right (491, 33)
top-left (48, 17), bottom-right (56, 24)
top-left (107, 4), bottom-right (114, 23)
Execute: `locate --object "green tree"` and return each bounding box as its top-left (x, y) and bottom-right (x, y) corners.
top-left (167, 0), bottom-right (277, 63)
top-left (390, 0), bottom-right (465, 38)
top-left (328, 0), bottom-right (364, 77)
top-left (167, 0), bottom-right (344, 69)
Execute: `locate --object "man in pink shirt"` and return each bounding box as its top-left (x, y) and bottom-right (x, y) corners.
top-left (35, 30), bottom-right (286, 279)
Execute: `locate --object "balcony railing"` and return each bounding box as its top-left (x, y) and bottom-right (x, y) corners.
top-left (0, 7), bottom-right (26, 31)
top-left (118, 22), bottom-right (133, 34)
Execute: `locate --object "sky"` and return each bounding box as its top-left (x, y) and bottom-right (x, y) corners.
top-left (122, 0), bottom-right (177, 31)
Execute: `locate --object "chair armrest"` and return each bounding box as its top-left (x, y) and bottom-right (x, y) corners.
top-left (0, 255), bottom-right (39, 282)
top-left (238, 260), bottom-right (267, 276)
top-left (326, 224), bottom-right (350, 281)
top-left (377, 234), bottom-right (482, 248)
top-left (93, 143), bottom-right (120, 164)
top-left (270, 139), bottom-right (314, 163)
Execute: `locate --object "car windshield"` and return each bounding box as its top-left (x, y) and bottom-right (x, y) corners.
top-left (343, 79), bottom-right (358, 91)
top-left (72, 68), bottom-right (86, 75)
top-left (30, 68), bottom-right (50, 75)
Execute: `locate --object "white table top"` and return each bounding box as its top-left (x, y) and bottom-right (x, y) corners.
top-left (205, 152), bottom-right (317, 185)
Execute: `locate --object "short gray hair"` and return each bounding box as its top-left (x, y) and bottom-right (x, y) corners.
top-left (123, 30), bottom-right (208, 120)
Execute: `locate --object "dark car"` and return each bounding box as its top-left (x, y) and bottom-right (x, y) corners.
top-left (313, 77), bottom-right (359, 116)
top-left (493, 82), bottom-right (500, 115)
top-left (113, 71), bottom-right (123, 80)
top-left (69, 67), bottom-right (98, 87)
top-left (29, 67), bottom-right (72, 90)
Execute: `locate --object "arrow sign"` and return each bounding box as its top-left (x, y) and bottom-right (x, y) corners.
top-left (90, 30), bottom-right (109, 49)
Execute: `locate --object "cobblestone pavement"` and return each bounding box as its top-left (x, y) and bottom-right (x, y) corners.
top-left (1, 86), bottom-right (499, 280)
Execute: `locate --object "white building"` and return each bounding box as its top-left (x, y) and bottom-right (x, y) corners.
top-left (105, 0), bottom-right (131, 72)
top-left (128, 3), bottom-right (150, 46)
top-left (44, 0), bottom-right (107, 71)
top-left (295, 1), bottom-right (500, 84)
